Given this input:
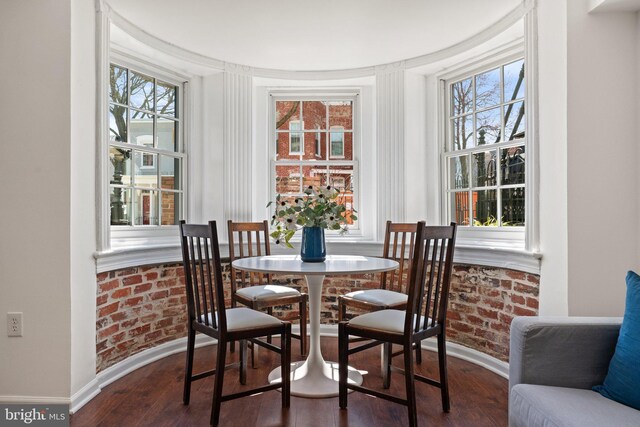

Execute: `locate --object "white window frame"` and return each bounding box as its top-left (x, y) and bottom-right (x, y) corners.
top-left (438, 48), bottom-right (529, 247)
top-left (270, 93), bottom-right (361, 235)
top-left (329, 125), bottom-right (345, 159)
top-left (106, 53), bottom-right (188, 247)
top-left (288, 120), bottom-right (303, 154)
top-left (315, 128), bottom-right (322, 157)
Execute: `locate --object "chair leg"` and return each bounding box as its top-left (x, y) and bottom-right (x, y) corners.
top-left (381, 342), bottom-right (392, 389)
top-left (281, 323), bottom-right (291, 409)
top-left (239, 339), bottom-right (247, 385)
top-left (404, 342), bottom-right (417, 427)
top-left (267, 307), bottom-right (273, 344)
top-left (250, 340), bottom-right (257, 369)
top-left (183, 326), bottom-right (196, 405)
top-left (210, 340), bottom-right (227, 427)
top-left (338, 322), bottom-right (348, 409)
top-left (338, 297), bottom-right (345, 322)
top-left (437, 333), bottom-right (450, 412)
top-left (230, 301), bottom-right (236, 353)
top-left (415, 339), bottom-right (422, 365)
top-left (299, 295), bottom-right (307, 356)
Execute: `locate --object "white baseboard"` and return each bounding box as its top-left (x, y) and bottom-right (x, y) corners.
top-left (68, 324), bottom-right (508, 413)
top-left (0, 395), bottom-right (71, 405)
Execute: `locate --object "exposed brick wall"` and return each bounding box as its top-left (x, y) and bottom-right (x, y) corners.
top-left (96, 261), bottom-right (538, 371)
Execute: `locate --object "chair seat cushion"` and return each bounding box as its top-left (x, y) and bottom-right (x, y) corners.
top-left (236, 284), bottom-right (300, 301)
top-left (201, 307), bottom-right (282, 332)
top-left (348, 309), bottom-right (429, 335)
top-left (510, 384), bottom-right (640, 427)
top-left (344, 289), bottom-right (408, 306)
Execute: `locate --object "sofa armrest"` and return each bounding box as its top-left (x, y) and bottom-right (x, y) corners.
top-left (509, 316), bottom-right (621, 391)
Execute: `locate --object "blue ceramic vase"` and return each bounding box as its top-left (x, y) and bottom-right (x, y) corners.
top-left (300, 226), bottom-right (326, 262)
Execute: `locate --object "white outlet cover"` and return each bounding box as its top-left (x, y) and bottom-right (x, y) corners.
top-left (7, 312), bottom-right (23, 337)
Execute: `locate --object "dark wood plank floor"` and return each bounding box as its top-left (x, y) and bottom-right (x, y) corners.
top-left (71, 337), bottom-right (508, 426)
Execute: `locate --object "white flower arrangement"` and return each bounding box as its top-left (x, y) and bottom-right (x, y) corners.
top-left (267, 185), bottom-right (357, 248)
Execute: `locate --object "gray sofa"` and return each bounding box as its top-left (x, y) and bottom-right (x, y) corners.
top-left (509, 316), bottom-right (640, 427)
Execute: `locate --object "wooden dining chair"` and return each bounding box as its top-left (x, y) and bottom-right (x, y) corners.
top-left (228, 220), bottom-right (308, 356)
top-left (338, 223), bottom-right (457, 427)
top-left (180, 220), bottom-right (291, 427)
top-left (338, 220), bottom-right (424, 364)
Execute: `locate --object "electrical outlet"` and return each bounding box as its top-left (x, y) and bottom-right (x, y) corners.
top-left (7, 312), bottom-right (22, 337)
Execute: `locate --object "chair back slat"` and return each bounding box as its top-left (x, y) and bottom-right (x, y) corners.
top-left (404, 223), bottom-right (457, 336)
top-left (380, 221), bottom-right (422, 293)
top-left (228, 220), bottom-right (272, 291)
top-left (179, 221), bottom-right (227, 334)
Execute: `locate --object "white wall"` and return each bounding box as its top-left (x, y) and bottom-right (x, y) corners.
top-left (565, 0), bottom-right (637, 315)
top-left (0, 0), bottom-right (72, 400)
top-left (70, 0), bottom-right (98, 396)
top-left (536, 0), bottom-right (569, 315)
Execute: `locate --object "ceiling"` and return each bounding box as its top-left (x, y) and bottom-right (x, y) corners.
top-left (107, 0), bottom-right (522, 71)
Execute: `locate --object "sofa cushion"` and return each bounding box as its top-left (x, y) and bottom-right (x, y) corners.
top-left (593, 270), bottom-right (640, 410)
top-left (510, 384), bottom-right (640, 427)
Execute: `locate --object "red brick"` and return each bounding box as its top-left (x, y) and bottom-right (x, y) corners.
top-left (510, 294), bottom-right (526, 305)
top-left (121, 318), bottom-right (139, 329)
top-left (111, 288), bottom-right (131, 299)
top-left (156, 278), bottom-right (177, 289)
top-left (144, 330), bottom-right (163, 342)
top-left (116, 268), bottom-right (138, 277)
top-left (141, 313), bottom-right (158, 323)
top-left (514, 282), bottom-right (538, 295)
top-left (145, 271), bottom-right (159, 281)
top-left (481, 298), bottom-right (505, 310)
top-left (96, 318), bottom-right (109, 329)
top-left (110, 331), bottom-right (126, 344)
top-left (124, 296), bottom-right (143, 307)
top-left (110, 311), bottom-right (127, 322)
top-left (133, 283), bottom-right (152, 294)
top-left (500, 279), bottom-right (513, 290)
top-left (489, 321), bottom-right (510, 333)
top-left (476, 307), bottom-right (499, 320)
top-left (506, 270), bottom-right (526, 280)
top-left (155, 318), bottom-right (174, 329)
top-left (96, 339), bottom-right (108, 353)
top-left (97, 272), bottom-right (110, 281)
top-left (122, 275), bottom-right (143, 286)
top-left (96, 294), bottom-right (109, 306)
top-left (465, 315), bottom-right (486, 327)
top-left (98, 323), bottom-right (119, 340)
top-left (512, 306), bottom-right (537, 317)
top-left (149, 290), bottom-right (169, 300)
top-left (447, 311), bottom-right (461, 321)
top-left (526, 298), bottom-right (539, 309)
top-left (116, 339), bottom-right (136, 352)
top-left (99, 279), bottom-right (120, 293)
top-left (98, 302), bottom-right (119, 318)
top-left (129, 324), bottom-right (151, 338)
top-left (526, 274), bottom-right (540, 284)
top-left (449, 321), bottom-right (474, 334)
top-left (169, 287), bottom-right (184, 296)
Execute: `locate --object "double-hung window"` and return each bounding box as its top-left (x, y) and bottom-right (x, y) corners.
top-left (272, 97), bottom-right (358, 228)
top-left (443, 58), bottom-right (526, 232)
top-left (108, 63), bottom-right (185, 229)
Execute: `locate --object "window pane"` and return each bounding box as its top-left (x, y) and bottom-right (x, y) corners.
top-left (276, 101), bottom-right (300, 130)
top-left (504, 101), bottom-right (525, 140)
top-left (328, 101), bottom-right (353, 129)
top-left (451, 78), bottom-right (472, 116)
top-left (449, 155), bottom-right (469, 189)
top-left (109, 105), bottom-right (127, 142)
top-left (290, 131), bottom-right (302, 154)
top-left (475, 68), bottom-right (500, 109)
top-left (472, 151), bottom-right (497, 187)
top-left (501, 145), bottom-right (525, 185)
top-left (302, 165), bottom-right (327, 190)
top-left (159, 155), bottom-right (180, 190)
top-left (109, 65), bottom-right (127, 105)
top-left (156, 81), bottom-right (176, 117)
top-left (109, 147), bottom-right (131, 186)
top-left (134, 189), bottom-right (158, 225)
top-left (303, 101), bottom-right (326, 130)
top-left (329, 165), bottom-right (356, 225)
top-left (472, 189), bottom-right (497, 226)
top-left (501, 187), bottom-right (525, 226)
top-left (314, 131), bottom-right (326, 160)
top-left (134, 151), bottom-right (158, 188)
top-left (275, 165), bottom-right (301, 194)
top-left (130, 72), bottom-right (154, 111)
top-left (160, 191), bottom-right (181, 225)
top-left (504, 59), bottom-right (525, 102)
top-left (110, 187), bottom-right (131, 226)
top-left (130, 110), bottom-right (154, 146)
top-left (452, 114), bottom-right (473, 150)
top-left (330, 129), bottom-right (344, 158)
top-left (476, 106), bottom-right (501, 144)
top-left (451, 192), bottom-right (470, 226)
top-left (157, 118), bottom-right (176, 152)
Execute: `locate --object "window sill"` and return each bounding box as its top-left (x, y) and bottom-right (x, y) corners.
top-left (95, 239), bottom-right (541, 274)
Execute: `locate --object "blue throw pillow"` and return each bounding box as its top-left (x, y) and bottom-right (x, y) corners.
top-left (593, 270), bottom-right (640, 410)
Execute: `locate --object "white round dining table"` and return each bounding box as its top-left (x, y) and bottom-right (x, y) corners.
top-left (231, 254), bottom-right (399, 398)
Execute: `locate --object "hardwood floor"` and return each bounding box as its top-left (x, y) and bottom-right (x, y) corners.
top-left (71, 337), bottom-right (508, 426)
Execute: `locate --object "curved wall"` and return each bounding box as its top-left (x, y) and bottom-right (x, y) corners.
top-left (96, 261), bottom-right (538, 371)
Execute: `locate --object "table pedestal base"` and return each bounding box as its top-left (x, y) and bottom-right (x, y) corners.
top-left (268, 360), bottom-right (363, 398)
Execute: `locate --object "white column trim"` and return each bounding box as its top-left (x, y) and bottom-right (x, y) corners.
top-left (376, 63), bottom-right (406, 236)
top-left (223, 66), bottom-right (254, 223)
